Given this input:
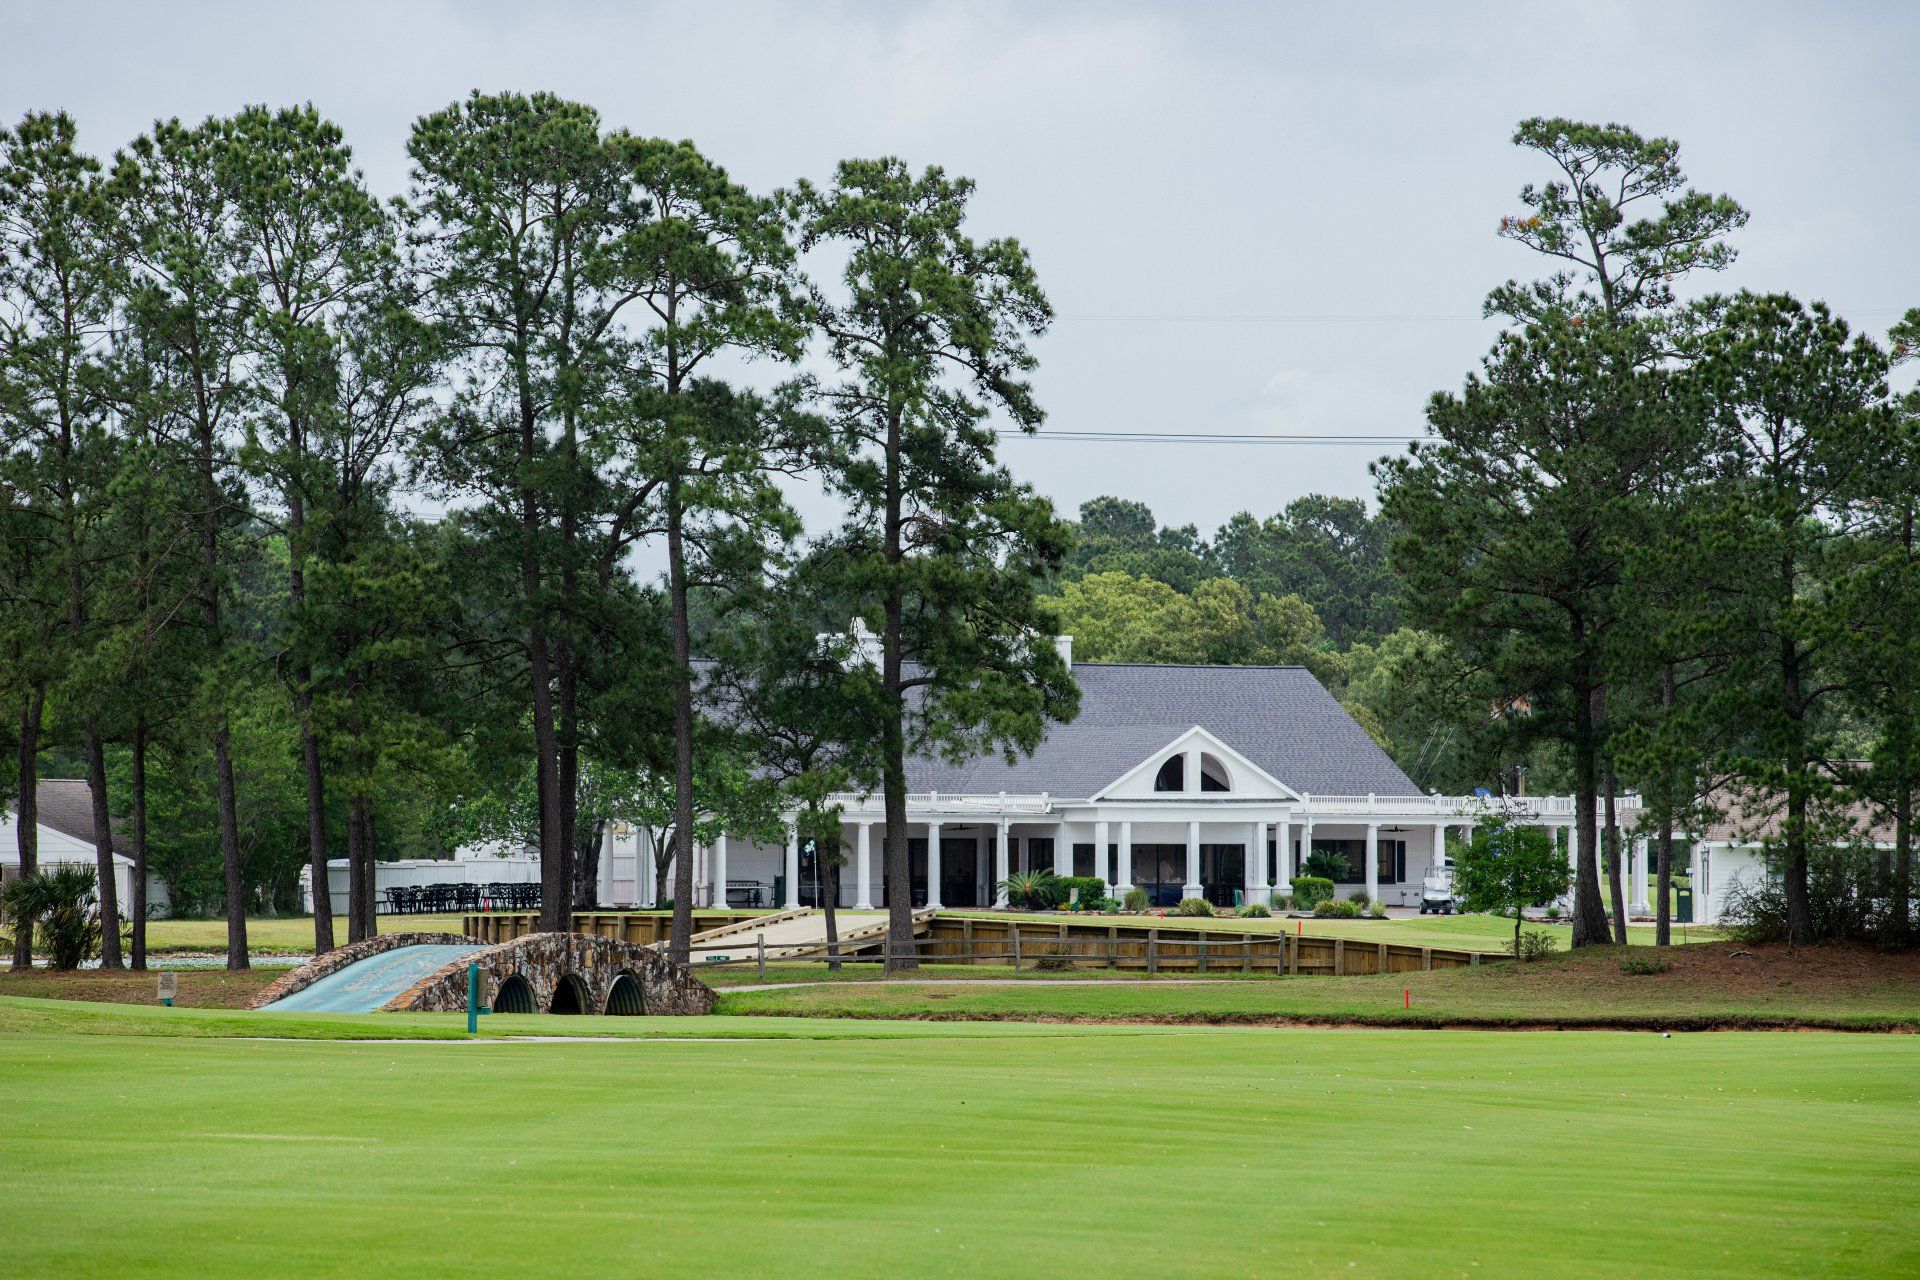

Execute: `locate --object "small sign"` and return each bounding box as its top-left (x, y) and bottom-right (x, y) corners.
top-left (156, 972), bottom-right (178, 1006)
top-left (704, 955), bottom-right (731, 964)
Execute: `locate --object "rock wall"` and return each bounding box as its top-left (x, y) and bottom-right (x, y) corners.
top-left (388, 931), bottom-right (716, 1016)
top-left (248, 932), bottom-right (476, 1010)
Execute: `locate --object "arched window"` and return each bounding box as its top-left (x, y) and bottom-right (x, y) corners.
top-left (1199, 754), bottom-right (1231, 792)
top-left (1153, 755), bottom-right (1184, 792)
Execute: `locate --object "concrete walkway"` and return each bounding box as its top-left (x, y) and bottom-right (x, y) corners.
top-left (685, 909), bottom-right (928, 962)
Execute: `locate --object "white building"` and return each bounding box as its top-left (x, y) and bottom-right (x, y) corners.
top-left (0, 779), bottom-right (146, 912)
top-left (600, 656), bottom-right (1634, 912)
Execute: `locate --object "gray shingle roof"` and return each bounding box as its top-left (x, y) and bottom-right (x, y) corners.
top-left (903, 663), bottom-right (1419, 799)
top-left (32, 779), bottom-right (118, 851)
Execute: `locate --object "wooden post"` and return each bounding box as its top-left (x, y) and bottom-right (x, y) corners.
top-left (1422, 946), bottom-right (1432, 972)
top-left (1378, 941), bottom-right (1389, 975)
top-left (1109, 926), bottom-right (1118, 970)
top-left (1148, 929), bottom-right (1158, 975)
top-left (1334, 938), bottom-right (1345, 975)
top-left (1286, 933), bottom-right (1297, 975)
top-left (756, 932), bottom-right (765, 979)
top-left (963, 917), bottom-right (974, 966)
top-left (1198, 936), bottom-right (1207, 975)
top-left (1242, 935), bottom-right (1251, 973)
top-left (1471, 951), bottom-right (1480, 966)
top-left (1011, 924), bottom-right (1021, 971)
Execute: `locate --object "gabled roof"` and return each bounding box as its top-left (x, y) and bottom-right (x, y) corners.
top-left (901, 663), bottom-right (1419, 799)
top-left (33, 779), bottom-right (117, 852)
top-left (1093, 724), bottom-right (1301, 801)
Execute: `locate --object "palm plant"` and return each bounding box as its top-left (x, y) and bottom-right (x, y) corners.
top-left (998, 870), bottom-right (1062, 911)
top-left (2, 865), bottom-right (102, 969)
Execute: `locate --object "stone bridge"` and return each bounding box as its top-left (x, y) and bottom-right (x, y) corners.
top-left (250, 931), bottom-right (716, 1016)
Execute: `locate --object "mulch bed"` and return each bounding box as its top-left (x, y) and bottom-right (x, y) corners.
top-left (0, 967), bottom-right (285, 1009)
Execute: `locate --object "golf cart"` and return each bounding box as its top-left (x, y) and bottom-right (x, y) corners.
top-left (1419, 862), bottom-right (1457, 914)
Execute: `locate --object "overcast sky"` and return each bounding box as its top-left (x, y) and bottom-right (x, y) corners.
top-left (7, 1), bottom-right (1917, 541)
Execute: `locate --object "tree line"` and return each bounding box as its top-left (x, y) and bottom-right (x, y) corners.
top-left (1, 94), bottom-right (1072, 973)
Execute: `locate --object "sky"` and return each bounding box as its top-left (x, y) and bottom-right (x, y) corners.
top-left (6, 1), bottom-right (1918, 542)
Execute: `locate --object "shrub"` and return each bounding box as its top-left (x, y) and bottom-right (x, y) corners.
top-left (1618, 955), bottom-right (1670, 975)
top-left (1032, 943), bottom-right (1075, 971)
top-left (1314, 899), bottom-right (1361, 919)
top-left (1269, 892), bottom-right (1293, 912)
top-left (1290, 877), bottom-right (1335, 910)
top-left (1174, 897), bottom-right (1215, 917)
top-left (1366, 899), bottom-right (1387, 919)
top-left (1544, 904), bottom-right (1563, 920)
top-left (1057, 877), bottom-right (1107, 909)
top-left (1, 865), bottom-right (100, 970)
top-left (1237, 902), bottom-right (1270, 919)
top-left (1000, 870), bottom-right (1065, 911)
top-left (1348, 889), bottom-right (1372, 905)
top-left (1512, 928), bottom-right (1559, 963)
top-left (1122, 886), bottom-right (1149, 913)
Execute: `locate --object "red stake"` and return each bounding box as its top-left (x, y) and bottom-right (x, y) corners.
top-left (1404, 988), bottom-right (1410, 1009)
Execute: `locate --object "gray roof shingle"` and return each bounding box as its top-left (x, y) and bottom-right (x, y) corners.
top-left (903, 663), bottom-right (1419, 799)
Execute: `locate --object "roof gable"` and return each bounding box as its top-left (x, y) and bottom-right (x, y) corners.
top-left (1094, 725), bottom-right (1301, 801)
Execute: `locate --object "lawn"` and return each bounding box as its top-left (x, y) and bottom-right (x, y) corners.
top-left (2, 1014), bottom-right (1915, 1278)
top-left (139, 914), bottom-right (472, 954)
top-left (713, 943), bottom-right (1920, 1030)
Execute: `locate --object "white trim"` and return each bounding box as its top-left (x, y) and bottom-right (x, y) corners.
top-left (1091, 726), bottom-right (1303, 804)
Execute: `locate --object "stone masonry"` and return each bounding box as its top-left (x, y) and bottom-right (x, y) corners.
top-left (388, 931), bottom-right (717, 1016)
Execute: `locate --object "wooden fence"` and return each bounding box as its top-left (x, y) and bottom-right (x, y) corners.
top-left (462, 910), bottom-right (774, 947)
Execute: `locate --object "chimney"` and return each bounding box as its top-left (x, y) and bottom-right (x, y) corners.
top-left (818, 619), bottom-right (881, 668)
top-left (1055, 635), bottom-right (1074, 667)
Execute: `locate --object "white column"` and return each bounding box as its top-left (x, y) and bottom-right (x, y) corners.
top-left (1052, 825), bottom-right (1070, 877)
top-left (1246, 820), bottom-right (1264, 904)
top-left (1184, 820), bottom-right (1202, 899)
top-left (1273, 816), bottom-right (1292, 896)
top-left (855, 822), bottom-right (873, 910)
top-left (994, 816), bottom-right (1010, 907)
top-left (1116, 821), bottom-right (1134, 897)
top-left (1093, 819), bottom-right (1110, 889)
top-left (713, 833), bottom-right (728, 910)
top-left (1185, 745), bottom-right (1201, 794)
top-left (1364, 822), bottom-right (1380, 905)
top-left (1630, 837), bottom-right (1651, 914)
top-left (926, 820), bottom-right (943, 910)
top-left (1566, 822), bottom-right (1579, 909)
top-left (974, 829), bottom-right (985, 905)
top-left (783, 823), bottom-right (800, 909)
top-left (1300, 817), bottom-right (1315, 880)
top-left (1435, 822), bottom-right (1447, 867)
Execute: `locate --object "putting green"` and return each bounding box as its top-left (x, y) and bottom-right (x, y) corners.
top-left (2, 1011), bottom-right (1915, 1277)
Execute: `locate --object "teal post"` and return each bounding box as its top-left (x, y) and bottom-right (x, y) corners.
top-left (467, 962), bottom-right (479, 1035)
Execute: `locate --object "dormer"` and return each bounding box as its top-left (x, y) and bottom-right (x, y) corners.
top-left (1098, 726), bottom-right (1298, 802)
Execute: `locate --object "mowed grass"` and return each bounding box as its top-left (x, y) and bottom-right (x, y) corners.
top-left (2, 1016), bottom-right (1915, 1278)
top-left (714, 944), bottom-right (1920, 1030)
top-left (140, 914), bottom-right (472, 954)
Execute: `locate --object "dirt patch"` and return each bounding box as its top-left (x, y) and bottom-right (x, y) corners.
top-left (1527, 939), bottom-right (1920, 999)
top-left (0, 967), bottom-right (284, 1009)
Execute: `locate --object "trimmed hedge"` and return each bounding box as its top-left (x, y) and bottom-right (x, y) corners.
top-left (1290, 876), bottom-right (1335, 910)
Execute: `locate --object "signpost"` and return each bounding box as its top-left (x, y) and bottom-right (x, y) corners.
top-left (156, 972), bottom-right (177, 1007)
top-left (466, 962), bottom-right (490, 1035)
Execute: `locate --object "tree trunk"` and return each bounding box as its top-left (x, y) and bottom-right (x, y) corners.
top-left (881, 400), bottom-right (917, 972)
top-left (130, 719), bottom-right (149, 971)
top-left (1894, 780), bottom-right (1912, 947)
top-left (298, 686), bottom-right (332, 955)
top-left (652, 828), bottom-right (671, 907)
top-left (666, 479), bottom-right (697, 965)
top-left (84, 725), bottom-right (122, 968)
top-left (1604, 768), bottom-right (1626, 945)
top-left (822, 844), bottom-right (842, 972)
top-left (1780, 629), bottom-right (1814, 947)
top-left (1568, 682), bottom-right (1610, 947)
top-left (11, 688), bottom-right (44, 969)
top-left (572, 818), bottom-right (602, 910)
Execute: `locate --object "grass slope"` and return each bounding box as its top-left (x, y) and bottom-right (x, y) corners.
top-left (948, 908), bottom-right (1722, 949)
top-left (3, 1022), bottom-right (1915, 1278)
top-left (714, 943), bottom-right (1920, 1030)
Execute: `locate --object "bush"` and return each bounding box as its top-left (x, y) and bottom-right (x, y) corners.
top-left (1000, 870), bottom-right (1065, 911)
top-left (1122, 886), bottom-right (1149, 912)
top-left (1314, 899), bottom-right (1361, 919)
top-left (1290, 877), bottom-right (1335, 910)
top-left (1348, 889), bottom-right (1372, 905)
top-left (1367, 899), bottom-right (1387, 919)
top-left (1032, 943), bottom-right (1075, 972)
top-left (1544, 904), bottom-right (1563, 919)
top-left (1618, 955), bottom-right (1670, 975)
top-left (1269, 892), bottom-right (1293, 911)
top-left (1058, 877), bottom-right (1107, 909)
top-left (1, 865), bottom-right (100, 970)
top-left (1237, 902), bottom-right (1270, 919)
top-left (1174, 897), bottom-right (1215, 917)
top-left (1512, 928), bottom-right (1559, 963)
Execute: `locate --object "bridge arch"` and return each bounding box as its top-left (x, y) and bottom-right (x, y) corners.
top-left (494, 973), bottom-right (536, 1013)
top-left (605, 971), bottom-right (646, 1015)
top-left (548, 972), bottom-right (592, 1014)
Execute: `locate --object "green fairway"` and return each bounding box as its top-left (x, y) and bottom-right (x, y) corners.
top-left (3, 1017), bottom-right (1915, 1278)
top-left (140, 914), bottom-right (471, 954)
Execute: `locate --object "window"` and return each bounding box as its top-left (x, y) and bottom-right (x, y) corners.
top-left (1153, 756), bottom-right (1184, 792)
top-left (1306, 838), bottom-right (1407, 884)
top-left (1071, 843), bottom-right (1120, 879)
top-left (1199, 754), bottom-right (1230, 792)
